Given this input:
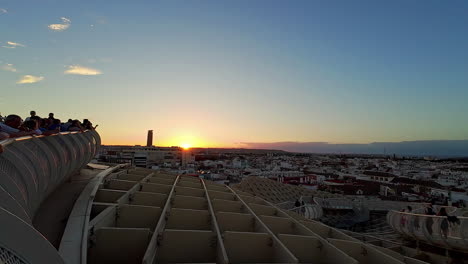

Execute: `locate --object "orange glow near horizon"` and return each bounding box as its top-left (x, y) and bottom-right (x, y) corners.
top-left (100, 130), bottom-right (229, 148)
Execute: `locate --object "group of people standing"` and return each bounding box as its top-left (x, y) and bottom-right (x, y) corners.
top-left (0, 111), bottom-right (97, 140)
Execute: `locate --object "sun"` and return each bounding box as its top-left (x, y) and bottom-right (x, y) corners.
top-left (181, 143), bottom-right (191, 150)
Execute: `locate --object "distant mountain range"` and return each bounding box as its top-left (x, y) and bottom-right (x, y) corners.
top-left (239, 140), bottom-right (468, 157)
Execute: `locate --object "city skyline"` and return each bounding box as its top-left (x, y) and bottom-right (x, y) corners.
top-left (1, 0), bottom-right (468, 148)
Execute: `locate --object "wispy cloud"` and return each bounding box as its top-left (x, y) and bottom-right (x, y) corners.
top-left (17, 75), bottom-right (44, 84)
top-left (48, 17), bottom-right (71, 31)
top-left (7, 41), bottom-right (25, 47)
top-left (64, 65), bottom-right (102, 75)
top-left (0, 8), bottom-right (7, 14)
top-left (1, 64), bottom-right (17, 72)
top-left (2, 41), bottom-right (26, 49)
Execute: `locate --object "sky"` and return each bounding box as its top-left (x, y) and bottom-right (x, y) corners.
top-left (1, 0), bottom-right (468, 149)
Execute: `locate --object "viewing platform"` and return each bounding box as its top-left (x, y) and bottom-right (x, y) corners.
top-left (0, 133), bottom-right (466, 263)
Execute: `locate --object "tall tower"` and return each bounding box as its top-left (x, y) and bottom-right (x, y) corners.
top-left (146, 130), bottom-right (153, 147)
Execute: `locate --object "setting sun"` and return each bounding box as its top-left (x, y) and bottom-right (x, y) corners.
top-left (181, 143), bottom-right (191, 150)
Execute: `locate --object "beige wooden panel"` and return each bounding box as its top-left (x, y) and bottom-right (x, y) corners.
top-left (208, 190), bottom-right (236, 201)
top-left (300, 220), bottom-right (359, 242)
top-left (166, 208), bottom-right (211, 230)
top-left (223, 231), bottom-right (277, 264)
top-left (147, 177), bottom-right (174, 185)
top-left (117, 174), bottom-right (145, 182)
top-left (279, 234), bottom-right (358, 264)
top-left (175, 186), bottom-right (206, 197)
top-left (90, 202), bottom-right (113, 221)
top-left (217, 212), bottom-right (255, 232)
top-left (179, 176), bottom-right (200, 183)
top-left (153, 173), bottom-right (177, 180)
top-left (172, 195), bottom-right (208, 210)
top-left (206, 184), bottom-right (230, 193)
top-left (107, 179), bottom-right (137, 191)
top-left (212, 199), bottom-right (245, 213)
top-left (94, 189), bottom-right (126, 203)
top-left (127, 169), bottom-right (151, 176)
top-left (249, 203), bottom-right (281, 217)
top-left (156, 230), bottom-right (217, 263)
top-left (260, 215), bottom-right (312, 236)
top-left (88, 227), bottom-right (151, 264)
top-left (141, 183), bottom-right (172, 194)
top-left (239, 195), bottom-right (257, 204)
top-left (178, 181), bottom-right (203, 189)
top-left (116, 205), bottom-right (162, 231)
top-left (131, 191), bottom-right (167, 207)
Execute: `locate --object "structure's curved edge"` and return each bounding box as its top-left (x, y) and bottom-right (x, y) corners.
top-left (0, 207), bottom-right (65, 264)
top-left (0, 130), bottom-right (100, 223)
top-left (58, 164), bottom-right (129, 264)
top-left (387, 209), bottom-right (468, 253)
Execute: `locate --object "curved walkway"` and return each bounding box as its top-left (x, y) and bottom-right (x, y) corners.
top-left (387, 210), bottom-right (468, 253)
top-left (33, 169), bottom-right (101, 248)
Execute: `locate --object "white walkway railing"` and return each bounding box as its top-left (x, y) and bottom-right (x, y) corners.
top-left (387, 210), bottom-right (468, 252)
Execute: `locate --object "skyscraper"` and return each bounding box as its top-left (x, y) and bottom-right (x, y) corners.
top-left (147, 130), bottom-right (153, 147)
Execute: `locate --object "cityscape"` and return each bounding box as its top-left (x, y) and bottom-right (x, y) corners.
top-left (1, 0), bottom-right (468, 264)
top-left (99, 130), bottom-right (468, 207)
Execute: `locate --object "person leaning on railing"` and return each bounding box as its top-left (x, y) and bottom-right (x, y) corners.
top-left (0, 114), bottom-right (39, 138)
top-left (68, 120), bottom-right (85, 132)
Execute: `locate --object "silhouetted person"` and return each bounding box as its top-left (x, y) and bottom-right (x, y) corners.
top-left (426, 205), bottom-right (435, 215)
top-left (295, 199), bottom-right (300, 208)
top-left (437, 207), bottom-right (448, 216)
top-left (437, 207), bottom-right (449, 238)
top-left (25, 110), bottom-right (36, 121)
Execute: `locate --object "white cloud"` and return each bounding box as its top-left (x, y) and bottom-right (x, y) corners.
top-left (2, 64), bottom-right (17, 72)
top-left (64, 65), bottom-right (102, 75)
top-left (17, 75), bottom-right (44, 84)
top-left (61, 17), bottom-right (71, 23)
top-left (7, 41), bottom-right (25, 47)
top-left (2, 41), bottom-right (26, 49)
top-left (0, 8), bottom-right (7, 14)
top-left (48, 17), bottom-right (71, 31)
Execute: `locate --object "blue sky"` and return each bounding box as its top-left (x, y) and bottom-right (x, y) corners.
top-left (1, 0), bottom-right (467, 147)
